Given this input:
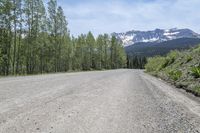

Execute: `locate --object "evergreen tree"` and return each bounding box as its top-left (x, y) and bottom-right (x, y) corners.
top-left (127, 55), bottom-right (147, 69)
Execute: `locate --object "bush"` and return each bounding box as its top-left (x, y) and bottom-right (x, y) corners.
top-left (145, 56), bottom-right (167, 72)
top-left (145, 51), bottom-right (180, 73)
top-left (186, 55), bottom-right (193, 63)
top-left (166, 51), bottom-right (179, 65)
top-left (193, 45), bottom-right (200, 53)
top-left (191, 66), bottom-right (200, 78)
top-left (168, 70), bottom-right (182, 81)
top-left (193, 86), bottom-right (200, 96)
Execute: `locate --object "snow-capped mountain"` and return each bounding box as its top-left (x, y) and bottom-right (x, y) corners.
top-left (113, 28), bottom-right (200, 47)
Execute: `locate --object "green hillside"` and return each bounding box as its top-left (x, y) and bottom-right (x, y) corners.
top-left (145, 45), bottom-right (200, 96)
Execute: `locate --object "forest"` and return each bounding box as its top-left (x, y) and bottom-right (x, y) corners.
top-left (127, 55), bottom-right (147, 69)
top-left (0, 0), bottom-right (127, 76)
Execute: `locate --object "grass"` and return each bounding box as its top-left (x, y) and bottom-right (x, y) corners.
top-left (145, 44), bottom-right (200, 97)
top-left (191, 66), bottom-right (200, 78)
top-left (168, 70), bottom-right (182, 81)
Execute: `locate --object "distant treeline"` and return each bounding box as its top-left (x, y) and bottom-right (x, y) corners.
top-left (127, 55), bottom-right (147, 69)
top-left (125, 38), bottom-right (200, 69)
top-left (0, 0), bottom-right (127, 76)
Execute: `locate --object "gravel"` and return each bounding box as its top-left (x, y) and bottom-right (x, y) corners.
top-left (0, 69), bottom-right (200, 133)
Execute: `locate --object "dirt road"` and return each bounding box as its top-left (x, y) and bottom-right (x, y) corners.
top-left (0, 70), bottom-right (200, 133)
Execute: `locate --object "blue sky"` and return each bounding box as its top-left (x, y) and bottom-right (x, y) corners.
top-left (53, 0), bottom-right (200, 36)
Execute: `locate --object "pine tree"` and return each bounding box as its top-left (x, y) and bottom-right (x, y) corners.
top-left (127, 55), bottom-right (147, 69)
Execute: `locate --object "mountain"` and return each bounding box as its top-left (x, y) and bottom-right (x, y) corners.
top-left (113, 28), bottom-right (200, 47)
top-left (125, 38), bottom-right (200, 57)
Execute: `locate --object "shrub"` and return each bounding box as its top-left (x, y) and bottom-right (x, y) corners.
top-left (166, 51), bottom-right (179, 65)
top-left (145, 51), bottom-right (181, 73)
top-left (191, 66), bottom-right (200, 78)
top-left (193, 86), bottom-right (200, 96)
top-left (186, 55), bottom-right (193, 63)
top-left (168, 70), bottom-right (182, 81)
top-left (193, 45), bottom-right (200, 53)
top-left (145, 56), bottom-right (167, 72)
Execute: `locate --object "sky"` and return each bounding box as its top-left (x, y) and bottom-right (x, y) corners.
top-left (53, 0), bottom-right (200, 36)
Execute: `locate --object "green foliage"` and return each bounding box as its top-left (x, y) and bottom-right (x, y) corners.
top-left (193, 45), bottom-right (200, 53)
top-left (144, 51), bottom-right (179, 72)
top-left (193, 86), bottom-right (200, 95)
top-left (164, 51), bottom-right (179, 66)
top-left (186, 55), bottom-right (193, 62)
top-left (110, 36), bottom-right (126, 69)
top-left (127, 56), bottom-right (147, 69)
top-left (145, 44), bottom-right (200, 96)
top-left (145, 56), bottom-right (167, 72)
top-left (96, 35), bottom-right (104, 70)
top-left (86, 32), bottom-right (96, 69)
top-left (168, 70), bottom-right (182, 81)
top-left (0, 0), bottom-right (127, 76)
top-left (191, 66), bottom-right (200, 78)
top-left (145, 50), bottom-right (182, 81)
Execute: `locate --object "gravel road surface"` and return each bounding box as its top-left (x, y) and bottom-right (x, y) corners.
top-left (0, 69), bottom-right (200, 133)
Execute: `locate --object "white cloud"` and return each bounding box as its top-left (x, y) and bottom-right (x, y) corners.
top-left (58, 0), bottom-right (200, 36)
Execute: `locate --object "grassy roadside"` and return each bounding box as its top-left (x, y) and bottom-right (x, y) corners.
top-left (145, 45), bottom-right (200, 96)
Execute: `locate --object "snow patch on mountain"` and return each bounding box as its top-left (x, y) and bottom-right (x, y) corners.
top-left (113, 28), bottom-right (200, 47)
top-left (164, 32), bottom-right (180, 36)
top-left (142, 37), bottom-right (159, 42)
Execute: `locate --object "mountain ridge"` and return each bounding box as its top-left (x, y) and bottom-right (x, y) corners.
top-left (113, 28), bottom-right (200, 47)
